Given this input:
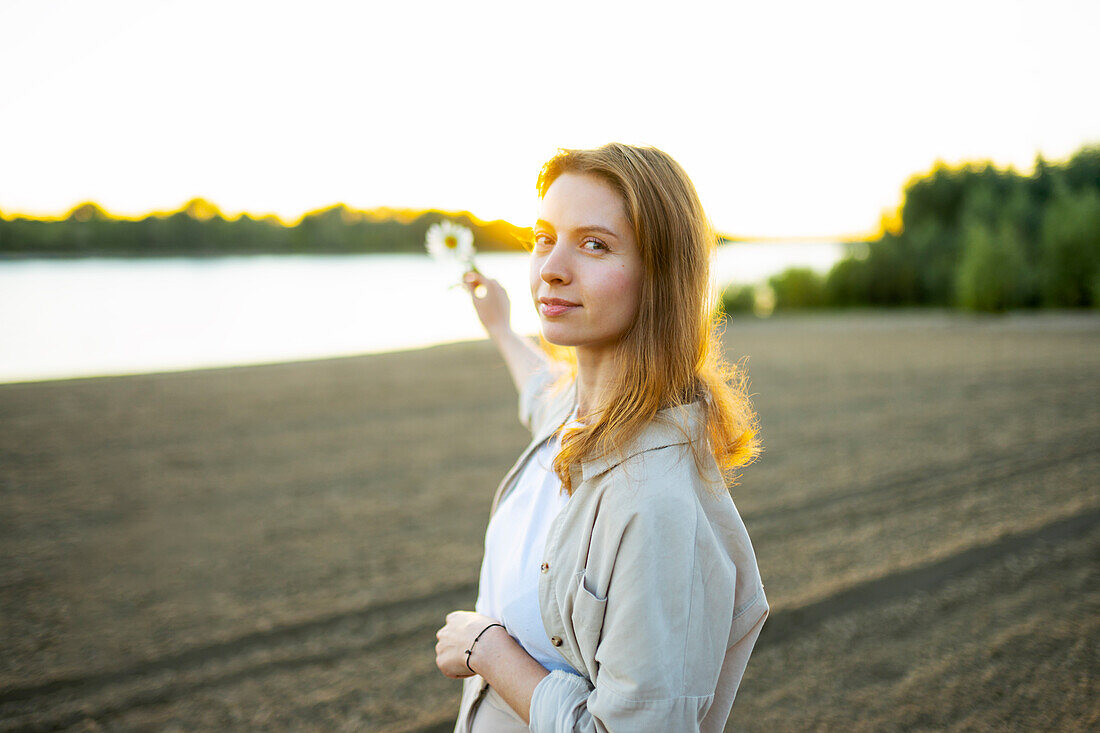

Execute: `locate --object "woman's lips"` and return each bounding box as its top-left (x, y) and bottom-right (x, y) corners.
top-left (539, 298), bottom-right (580, 317)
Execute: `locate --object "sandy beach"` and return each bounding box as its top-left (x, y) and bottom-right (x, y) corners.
top-left (1, 310), bottom-right (1097, 731)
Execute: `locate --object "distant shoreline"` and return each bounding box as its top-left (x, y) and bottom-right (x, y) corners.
top-left (4, 310), bottom-right (1096, 388)
top-left (0, 238), bottom-right (853, 261)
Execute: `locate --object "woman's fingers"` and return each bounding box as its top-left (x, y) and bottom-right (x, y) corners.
top-left (462, 272), bottom-right (511, 333)
top-left (463, 271), bottom-right (490, 299)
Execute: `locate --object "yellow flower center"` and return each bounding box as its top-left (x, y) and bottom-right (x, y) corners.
top-left (444, 236), bottom-right (458, 249)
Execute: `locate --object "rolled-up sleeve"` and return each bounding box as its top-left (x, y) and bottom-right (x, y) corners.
top-left (529, 670), bottom-right (595, 731)
top-left (530, 670), bottom-right (714, 732)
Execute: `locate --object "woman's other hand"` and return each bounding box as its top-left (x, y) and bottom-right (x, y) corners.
top-left (435, 610), bottom-right (504, 678)
top-left (463, 271), bottom-right (511, 337)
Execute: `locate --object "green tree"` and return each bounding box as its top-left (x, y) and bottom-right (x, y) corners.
top-left (768, 267), bottom-right (826, 310)
top-left (719, 283), bottom-right (756, 315)
top-left (955, 218), bottom-right (1030, 312)
top-left (1038, 184), bottom-right (1100, 307)
top-left (824, 252), bottom-right (871, 306)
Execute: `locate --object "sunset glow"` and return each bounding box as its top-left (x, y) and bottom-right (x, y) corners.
top-left (1, 0), bottom-right (1097, 238)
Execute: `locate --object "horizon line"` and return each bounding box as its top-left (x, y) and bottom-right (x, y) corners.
top-left (0, 199), bottom-right (876, 244)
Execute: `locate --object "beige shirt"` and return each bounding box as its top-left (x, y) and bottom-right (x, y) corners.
top-left (455, 367), bottom-right (768, 733)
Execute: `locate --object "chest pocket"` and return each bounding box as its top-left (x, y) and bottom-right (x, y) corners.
top-left (571, 572), bottom-right (608, 631)
top-left (569, 572), bottom-right (608, 666)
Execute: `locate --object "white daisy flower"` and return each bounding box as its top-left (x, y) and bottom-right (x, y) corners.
top-left (425, 220), bottom-right (478, 273)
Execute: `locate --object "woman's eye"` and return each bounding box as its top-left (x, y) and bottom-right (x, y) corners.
top-left (533, 233), bottom-right (553, 249)
top-left (582, 238), bottom-right (608, 252)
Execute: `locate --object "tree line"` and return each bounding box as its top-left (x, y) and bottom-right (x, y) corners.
top-left (0, 200), bottom-right (532, 257)
top-left (4, 144), bottom-right (1097, 312)
top-left (723, 144), bottom-right (1100, 313)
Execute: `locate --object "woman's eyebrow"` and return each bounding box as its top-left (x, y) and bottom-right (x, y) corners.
top-left (534, 219), bottom-right (620, 239)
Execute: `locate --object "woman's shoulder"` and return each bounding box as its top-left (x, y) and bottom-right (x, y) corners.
top-left (587, 407), bottom-right (744, 542)
top-left (592, 437), bottom-right (709, 528)
top-left (583, 401), bottom-right (713, 494)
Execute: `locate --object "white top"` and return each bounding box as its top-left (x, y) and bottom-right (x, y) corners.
top-left (475, 415), bottom-right (580, 676)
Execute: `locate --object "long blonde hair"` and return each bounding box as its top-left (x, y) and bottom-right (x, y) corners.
top-left (536, 143), bottom-right (761, 494)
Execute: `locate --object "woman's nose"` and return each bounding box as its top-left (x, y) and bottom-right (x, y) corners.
top-left (539, 242), bottom-right (571, 285)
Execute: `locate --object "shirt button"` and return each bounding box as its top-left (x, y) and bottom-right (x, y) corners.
top-left (540, 562), bottom-right (550, 573)
top-left (550, 636), bottom-right (563, 647)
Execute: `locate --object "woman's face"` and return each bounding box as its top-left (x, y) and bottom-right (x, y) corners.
top-left (530, 172), bottom-right (644, 362)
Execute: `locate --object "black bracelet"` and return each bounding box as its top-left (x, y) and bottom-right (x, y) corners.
top-left (465, 623), bottom-right (505, 674)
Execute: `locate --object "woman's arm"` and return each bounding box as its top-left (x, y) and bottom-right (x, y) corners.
top-left (525, 463), bottom-right (754, 732)
top-left (463, 271), bottom-right (549, 396)
top-left (434, 610), bottom-right (549, 724)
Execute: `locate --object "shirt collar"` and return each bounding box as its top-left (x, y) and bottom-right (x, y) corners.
top-left (577, 400), bottom-right (707, 484)
top-left (535, 380), bottom-right (708, 485)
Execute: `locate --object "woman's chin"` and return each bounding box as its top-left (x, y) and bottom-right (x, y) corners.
top-left (539, 325), bottom-right (579, 348)
top-left (541, 335), bottom-right (575, 348)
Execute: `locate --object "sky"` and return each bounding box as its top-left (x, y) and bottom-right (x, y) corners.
top-left (1, 0), bottom-right (1097, 239)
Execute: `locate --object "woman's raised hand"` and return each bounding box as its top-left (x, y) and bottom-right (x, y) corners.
top-left (463, 271), bottom-right (511, 337)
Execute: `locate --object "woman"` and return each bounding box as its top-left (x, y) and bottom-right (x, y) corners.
top-left (435, 143), bottom-right (767, 732)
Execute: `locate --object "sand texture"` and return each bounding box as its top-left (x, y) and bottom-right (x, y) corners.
top-left (1, 311), bottom-right (1097, 731)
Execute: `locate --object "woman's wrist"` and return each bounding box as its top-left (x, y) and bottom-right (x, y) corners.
top-left (466, 623), bottom-right (513, 677)
top-left (467, 625), bottom-right (550, 724)
top-left (465, 622), bottom-right (505, 674)
top-left (486, 321), bottom-right (515, 342)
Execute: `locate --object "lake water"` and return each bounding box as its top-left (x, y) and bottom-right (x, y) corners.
top-left (0, 242), bottom-right (846, 383)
